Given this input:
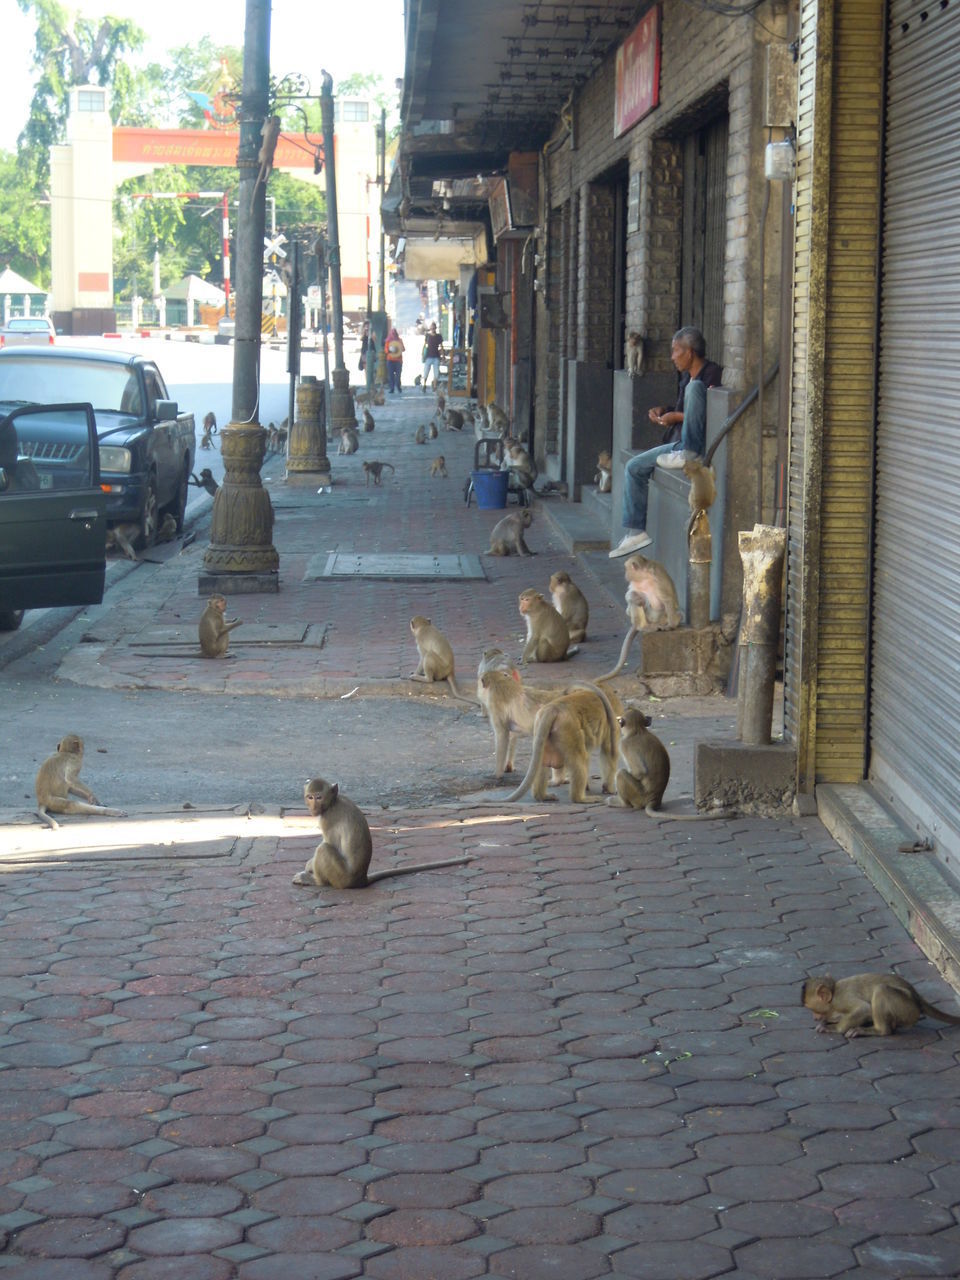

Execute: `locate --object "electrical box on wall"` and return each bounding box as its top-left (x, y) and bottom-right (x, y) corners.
top-left (764, 43), bottom-right (797, 128)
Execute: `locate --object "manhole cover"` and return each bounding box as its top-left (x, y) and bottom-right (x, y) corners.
top-left (307, 553), bottom-right (487, 581)
top-left (130, 623), bottom-right (326, 647)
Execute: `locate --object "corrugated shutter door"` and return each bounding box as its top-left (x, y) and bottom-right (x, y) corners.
top-left (870, 0), bottom-right (960, 852)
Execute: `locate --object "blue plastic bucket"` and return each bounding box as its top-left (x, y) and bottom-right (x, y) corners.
top-left (472, 468), bottom-right (509, 509)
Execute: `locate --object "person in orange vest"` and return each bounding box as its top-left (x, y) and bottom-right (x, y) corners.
top-left (385, 326), bottom-right (405, 394)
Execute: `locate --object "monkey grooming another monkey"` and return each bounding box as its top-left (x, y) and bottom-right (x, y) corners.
top-left (518, 588), bottom-right (576, 663)
top-left (505, 683), bottom-right (620, 805)
top-left (200, 412), bottom-right (218, 449)
top-left (429, 455), bottom-right (448, 478)
top-left (363, 460), bottom-right (395, 486)
top-left (363, 408), bottom-right (376, 433)
top-left (549, 571), bottom-right (589, 644)
top-left (487, 509), bottom-right (534, 557)
top-left (199, 594), bottom-right (243, 658)
top-left (35, 734), bottom-right (127, 829)
top-left (294, 778), bottom-right (471, 888)
top-left (597, 554), bottom-right (684, 680)
top-left (595, 450), bottom-right (612, 493)
top-left (338, 427), bottom-right (360, 455)
top-left (801, 973), bottom-right (960, 1038)
top-left (409, 615), bottom-right (476, 704)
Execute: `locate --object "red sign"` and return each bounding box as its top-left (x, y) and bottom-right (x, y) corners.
top-left (113, 128), bottom-right (324, 170)
top-left (614, 7), bottom-right (661, 139)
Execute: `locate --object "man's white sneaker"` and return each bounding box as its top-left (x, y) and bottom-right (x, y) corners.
top-left (608, 531), bottom-right (652, 558)
top-left (656, 450), bottom-right (691, 470)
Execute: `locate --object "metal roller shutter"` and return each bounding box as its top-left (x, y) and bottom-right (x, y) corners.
top-left (870, 0), bottom-right (960, 859)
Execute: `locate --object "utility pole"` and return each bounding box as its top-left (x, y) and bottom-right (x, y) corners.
top-left (319, 72), bottom-right (357, 434)
top-left (374, 108), bottom-right (388, 387)
top-left (200, 0), bottom-right (279, 592)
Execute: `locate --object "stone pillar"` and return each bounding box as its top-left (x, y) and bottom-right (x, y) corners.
top-left (286, 375), bottom-right (331, 484)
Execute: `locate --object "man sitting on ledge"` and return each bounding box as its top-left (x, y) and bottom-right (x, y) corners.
top-left (609, 325), bottom-right (722, 558)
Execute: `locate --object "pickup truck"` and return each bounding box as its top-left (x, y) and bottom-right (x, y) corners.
top-left (0, 346), bottom-right (196, 549)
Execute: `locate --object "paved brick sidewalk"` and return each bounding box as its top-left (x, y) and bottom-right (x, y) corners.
top-left (3, 799), bottom-right (960, 1277)
top-left (58, 392), bottom-right (634, 699)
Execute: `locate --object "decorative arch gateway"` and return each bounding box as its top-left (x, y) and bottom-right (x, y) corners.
top-left (49, 87), bottom-right (326, 335)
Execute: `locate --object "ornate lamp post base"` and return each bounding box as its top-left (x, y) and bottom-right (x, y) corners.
top-left (285, 376), bottom-right (331, 485)
top-left (200, 422), bottom-right (279, 595)
top-left (328, 366), bottom-right (358, 436)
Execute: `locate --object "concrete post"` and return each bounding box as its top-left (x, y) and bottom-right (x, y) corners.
top-left (736, 524), bottom-right (786, 745)
top-left (320, 76), bottom-right (357, 435)
top-left (200, 0), bottom-right (279, 592)
top-left (688, 510), bottom-right (711, 631)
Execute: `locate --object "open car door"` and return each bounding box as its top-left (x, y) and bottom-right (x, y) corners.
top-left (0, 403), bottom-right (107, 612)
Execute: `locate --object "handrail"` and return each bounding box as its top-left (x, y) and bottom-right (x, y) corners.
top-left (704, 358), bottom-right (780, 467)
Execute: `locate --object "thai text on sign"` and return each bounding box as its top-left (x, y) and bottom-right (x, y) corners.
top-left (614, 7), bottom-right (661, 139)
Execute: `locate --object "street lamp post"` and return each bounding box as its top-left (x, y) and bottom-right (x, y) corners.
top-left (319, 73), bottom-right (357, 435)
top-left (200, 0), bottom-right (279, 593)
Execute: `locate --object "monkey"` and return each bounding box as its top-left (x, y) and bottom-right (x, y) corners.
top-left (487, 509), bottom-right (534, 557)
top-left (518, 588), bottom-right (577, 663)
top-left (429, 455), bottom-right (448, 479)
top-left (190, 468), bottom-right (219, 497)
top-left (505, 683), bottom-right (620, 805)
top-left (35, 734), bottom-right (126, 830)
top-left (354, 388), bottom-right (375, 406)
top-left (625, 331), bottom-right (643, 377)
top-left (801, 973), bottom-right (960, 1038)
top-left (476, 646), bottom-right (521, 722)
top-left (504, 442), bottom-right (537, 490)
top-left (595, 450), bottom-right (612, 494)
top-left (427, 420), bottom-right (439, 440)
top-left (596, 554), bottom-right (684, 681)
top-left (409, 615), bottom-right (476, 704)
top-left (155, 513), bottom-right (178, 544)
top-left (608, 708), bottom-right (732, 819)
top-left (414, 423), bottom-right (427, 444)
top-left (294, 778), bottom-right (472, 889)
top-left (683, 457), bottom-right (717, 538)
top-left (266, 422), bottom-right (288, 453)
top-left (199, 594), bottom-right (243, 658)
top-left (444, 408), bottom-right (464, 432)
top-left (250, 114), bottom-right (281, 211)
top-left (462, 406), bottom-right (477, 428)
top-left (105, 522), bottom-right (140, 560)
top-left (549, 570), bottom-right (589, 644)
top-left (414, 374), bottom-right (422, 388)
top-left (338, 427), bottom-right (360, 455)
top-left (200, 411), bottom-right (218, 449)
top-left (362, 408), bottom-right (375, 433)
top-left (487, 402), bottom-right (509, 435)
top-left (363, 460), bottom-right (394, 486)
top-left (479, 668), bottom-right (561, 778)
top-left (435, 392), bottom-right (446, 417)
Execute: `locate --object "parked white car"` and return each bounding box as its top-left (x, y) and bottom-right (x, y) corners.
top-left (0, 316), bottom-right (56, 347)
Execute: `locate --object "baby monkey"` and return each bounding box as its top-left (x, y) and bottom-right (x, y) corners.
top-left (429, 455), bottom-right (448, 478)
top-left (802, 973), bottom-right (960, 1038)
top-left (363, 460), bottom-right (395, 486)
top-left (293, 778), bottom-right (471, 888)
top-left (199, 594), bottom-right (243, 658)
top-left (595, 450), bottom-right (612, 493)
top-left (35, 734), bottom-right (126, 829)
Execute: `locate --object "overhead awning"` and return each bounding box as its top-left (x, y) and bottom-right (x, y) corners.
top-left (402, 231), bottom-right (487, 281)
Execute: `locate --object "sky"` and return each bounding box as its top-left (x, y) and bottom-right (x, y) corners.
top-left (0, 0), bottom-right (406, 154)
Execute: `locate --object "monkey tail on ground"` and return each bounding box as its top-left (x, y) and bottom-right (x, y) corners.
top-left (364, 856), bottom-right (473, 884)
top-left (595, 626), bottom-right (639, 682)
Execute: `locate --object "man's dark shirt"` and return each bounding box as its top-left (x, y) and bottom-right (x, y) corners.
top-left (664, 359), bottom-right (723, 443)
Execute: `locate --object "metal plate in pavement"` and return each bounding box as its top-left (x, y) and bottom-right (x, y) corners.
top-left (130, 623), bottom-right (326, 647)
top-left (307, 552), bottom-right (487, 581)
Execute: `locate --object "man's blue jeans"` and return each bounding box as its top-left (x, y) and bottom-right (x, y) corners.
top-left (620, 379), bottom-right (707, 533)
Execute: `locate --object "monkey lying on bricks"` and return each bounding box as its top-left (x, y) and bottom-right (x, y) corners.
top-left (292, 778), bottom-right (472, 888)
top-left (801, 973), bottom-right (960, 1038)
top-left (549, 571), bottom-right (588, 644)
top-left (596, 554), bottom-right (683, 680)
top-left (506, 682), bottom-right (620, 805)
top-left (409, 616), bottom-right (477, 704)
top-left (35, 734), bottom-right (126, 829)
top-left (608, 708), bottom-right (731, 819)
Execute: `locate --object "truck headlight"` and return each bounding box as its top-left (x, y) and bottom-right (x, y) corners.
top-left (99, 446), bottom-right (132, 474)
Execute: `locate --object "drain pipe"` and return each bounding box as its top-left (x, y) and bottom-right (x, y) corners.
top-left (688, 510), bottom-right (712, 630)
top-left (736, 524), bottom-right (787, 745)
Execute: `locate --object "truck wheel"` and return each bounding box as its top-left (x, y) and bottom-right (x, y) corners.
top-left (166, 461), bottom-right (190, 532)
top-left (0, 608), bottom-right (24, 632)
top-left (138, 472), bottom-right (159, 549)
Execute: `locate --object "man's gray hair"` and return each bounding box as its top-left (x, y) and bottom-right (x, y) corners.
top-left (672, 326), bottom-right (706, 358)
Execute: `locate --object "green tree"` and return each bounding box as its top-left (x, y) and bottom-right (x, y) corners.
top-left (0, 151), bottom-right (51, 285)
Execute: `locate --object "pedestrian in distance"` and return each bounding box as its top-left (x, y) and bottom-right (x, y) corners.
top-left (385, 326), bottom-right (405, 394)
top-left (421, 322), bottom-right (443, 392)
